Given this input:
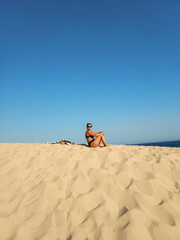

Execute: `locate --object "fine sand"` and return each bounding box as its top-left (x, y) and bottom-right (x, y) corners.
top-left (0, 143), bottom-right (180, 240)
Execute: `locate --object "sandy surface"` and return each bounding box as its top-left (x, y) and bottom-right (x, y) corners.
top-left (0, 143), bottom-right (180, 240)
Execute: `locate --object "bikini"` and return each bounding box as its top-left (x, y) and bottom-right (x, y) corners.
top-left (85, 133), bottom-right (95, 147)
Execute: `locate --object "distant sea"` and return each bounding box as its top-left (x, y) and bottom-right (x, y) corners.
top-left (130, 140), bottom-right (180, 148)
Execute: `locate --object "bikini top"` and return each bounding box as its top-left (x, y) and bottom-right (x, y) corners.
top-left (85, 132), bottom-right (94, 139)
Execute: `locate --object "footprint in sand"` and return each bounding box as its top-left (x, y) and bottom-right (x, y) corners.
top-left (118, 206), bottom-right (129, 217)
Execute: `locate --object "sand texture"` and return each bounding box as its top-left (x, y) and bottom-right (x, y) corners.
top-left (0, 143), bottom-right (180, 240)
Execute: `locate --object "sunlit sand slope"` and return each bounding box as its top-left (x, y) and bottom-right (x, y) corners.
top-left (0, 143), bottom-right (180, 240)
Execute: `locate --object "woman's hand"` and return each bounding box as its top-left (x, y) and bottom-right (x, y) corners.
top-left (98, 131), bottom-right (104, 136)
top-left (89, 131), bottom-right (105, 137)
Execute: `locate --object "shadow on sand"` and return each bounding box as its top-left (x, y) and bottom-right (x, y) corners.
top-left (77, 144), bottom-right (105, 148)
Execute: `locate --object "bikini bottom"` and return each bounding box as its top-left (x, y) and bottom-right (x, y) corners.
top-left (88, 139), bottom-right (94, 147)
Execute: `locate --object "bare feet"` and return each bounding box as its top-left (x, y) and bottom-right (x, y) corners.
top-left (104, 144), bottom-right (110, 147)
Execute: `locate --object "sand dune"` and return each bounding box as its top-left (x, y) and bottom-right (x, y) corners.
top-left (0, 143), bottom-right (180, 240)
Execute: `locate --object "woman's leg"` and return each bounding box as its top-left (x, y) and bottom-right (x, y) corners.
top-left (101, 135), bottom-right (108, 146)
top-left (90, 135), bottom-right (108, 148)
top-left (90, 136), bottom-right (102, 148)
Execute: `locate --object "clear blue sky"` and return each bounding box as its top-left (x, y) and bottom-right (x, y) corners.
top-left (0, 0), bottom-right (180, 144)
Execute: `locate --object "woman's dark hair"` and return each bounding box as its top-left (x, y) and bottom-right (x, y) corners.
top-left (86, 123), bottom-right (92, 127)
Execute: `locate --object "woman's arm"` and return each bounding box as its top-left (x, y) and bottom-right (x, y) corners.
top-left (88, 131), bottom-right (104, 137)
top-left (98, 131), bottom-right (104, 136)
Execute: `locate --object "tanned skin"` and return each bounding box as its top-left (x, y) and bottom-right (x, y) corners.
top-left (85, 124), bottom-right (110, 148)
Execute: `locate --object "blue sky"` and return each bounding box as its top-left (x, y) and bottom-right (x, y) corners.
top-left (0, 0), bottom-right (180, 144)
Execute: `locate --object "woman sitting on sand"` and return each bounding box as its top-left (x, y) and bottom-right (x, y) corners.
top-left (85, 123), bottom-right (109, 147)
